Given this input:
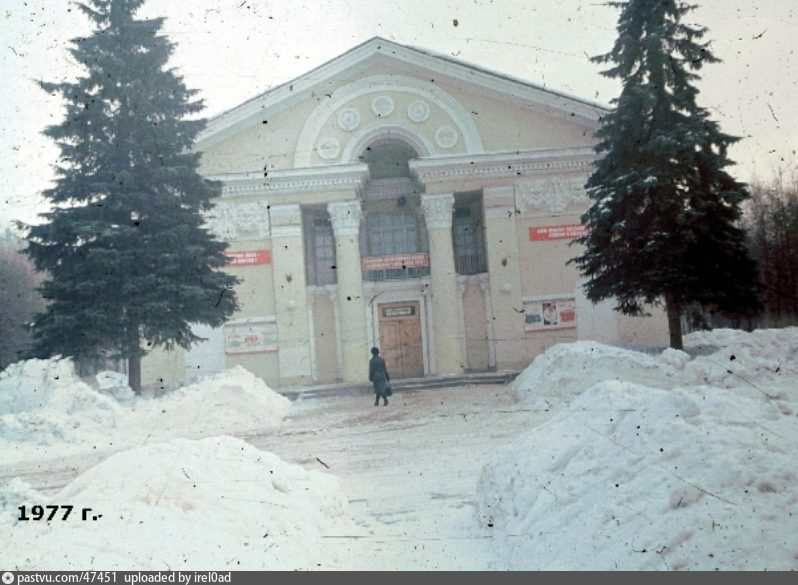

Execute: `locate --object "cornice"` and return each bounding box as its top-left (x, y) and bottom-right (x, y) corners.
top-left (208, 164), bottom-right (370, 198)
top-left (409, 148), bottom-right (597, 183)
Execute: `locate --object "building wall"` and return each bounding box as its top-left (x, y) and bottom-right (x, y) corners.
top-left (139, 51), bottom-right (671, 390)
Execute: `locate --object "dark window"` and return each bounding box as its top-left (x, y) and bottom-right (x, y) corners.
top-left (367, 212), bottom-right (418, 255)
top-left (304, 212), bottom-right (337, 285)
top-left (453, 196), bottom-right (487, 274)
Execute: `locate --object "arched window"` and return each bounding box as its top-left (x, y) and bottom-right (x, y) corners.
top-left (358, 140), bottom-right (419, 180)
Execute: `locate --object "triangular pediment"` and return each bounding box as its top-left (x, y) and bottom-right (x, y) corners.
top-left (196, 37), bottom-right (607, 173)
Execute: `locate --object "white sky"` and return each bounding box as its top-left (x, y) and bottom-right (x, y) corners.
top-left (1, 0), bottom-right (796, 227)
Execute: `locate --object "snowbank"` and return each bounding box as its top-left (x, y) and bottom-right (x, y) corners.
top-left (0, 436), bottom-right (356, 570)
top-left (0, 360), bottom-right (291, 462)
top-left (514, 327), bottom-right (798, 408)
top-left (511, 341), bottom-right (688, 410)
top-left (0, 359), bottom-right (123, 446)
top-left (127, 366), bottom-right (292, 439)
top-left (480, 328), bottom-right (798, 570)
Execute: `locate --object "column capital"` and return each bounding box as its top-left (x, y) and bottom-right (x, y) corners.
top-left (269, 203), bottom-right (302, 238)
top-left (327, 200), bottom-right (362, 237)
top-left (421, 193), bottom-right (455, 230)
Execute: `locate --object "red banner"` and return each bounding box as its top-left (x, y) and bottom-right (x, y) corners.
top-left (362, 253), bottom-right (429, 271)
top-left (529, 224), bottom-right (586, 241)
top-left (226, 250), bottom-right (271, 266)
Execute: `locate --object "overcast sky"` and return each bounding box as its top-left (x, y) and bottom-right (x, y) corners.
top-left (2, 0), bottom-right (796, 228)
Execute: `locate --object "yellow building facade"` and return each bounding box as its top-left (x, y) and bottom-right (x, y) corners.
top-left (143, 38), bottom-right (667, 389)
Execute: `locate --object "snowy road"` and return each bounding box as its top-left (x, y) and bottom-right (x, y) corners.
top-left (246, 384), bottom-right (549, 570)
top-left (247, 386), bottom-right (548, 570)
top-left (1, 383), bottom-right (550, 570)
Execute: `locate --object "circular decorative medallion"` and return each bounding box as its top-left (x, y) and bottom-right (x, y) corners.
top-left (317, 138), bottom-right (341, 160)
top-left (371, 95), bottom-right (395, 118)
top-left (435, 126), bottom-right (459, 149)
top-left (337, 108), bottom-right (360, 132)
top-left (407, 100), bottom-right (430, 123)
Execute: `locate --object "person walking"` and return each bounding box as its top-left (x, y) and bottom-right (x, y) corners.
top-left (369, 347), bottom-right (390, 406)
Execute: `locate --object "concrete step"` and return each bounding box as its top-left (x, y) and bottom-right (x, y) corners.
top-left (280, 370), bottom-right (520, 401)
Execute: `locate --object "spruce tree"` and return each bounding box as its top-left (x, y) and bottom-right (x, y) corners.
top-left (571, 0), bottom-right (760, 349)
top-left (22, 0), bottom-right (238, 392)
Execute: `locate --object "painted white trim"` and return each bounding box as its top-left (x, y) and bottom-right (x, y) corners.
top-left (294, 74), bottom-right (484, 167)
top-left (208, 164), bottom-right (369, 198)
top-left (195, 37), bottom-right (608, 152)
top-left (410, 147), bottom-right (597, 184)
top-left (340, 123), bottom-right (435, 162)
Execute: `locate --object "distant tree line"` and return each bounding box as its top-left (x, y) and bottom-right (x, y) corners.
top-left (0, 233), bottom-right (45, 369)
top-left (744, 171), bottom-right (798, 324)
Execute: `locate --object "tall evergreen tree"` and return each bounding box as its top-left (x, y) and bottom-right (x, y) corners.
top-left (571, 0), bottom-right (760, 349)
top-left (22, 0), bottom-right (238, 392)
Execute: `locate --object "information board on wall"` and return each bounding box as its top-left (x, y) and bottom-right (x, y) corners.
top-left (529, 224), bottom-right (586, 241)
top-left (523, 298), bottom-right (577, 331)
top-left (224, 318), bottom-right (278, 354)
top-left (226, 250), bottom-right (272, 266)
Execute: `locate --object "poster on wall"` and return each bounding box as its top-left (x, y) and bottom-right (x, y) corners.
top-left (226, 250), bottom-right (272, 266)
top-left (362, 253), bottom-right (429, 271)
top-left (523, 298), bottom-right (576, 331)
top-left (529, 224), bottom-right (586, 241)
top-left (224, 318), bottom-right (278, 354)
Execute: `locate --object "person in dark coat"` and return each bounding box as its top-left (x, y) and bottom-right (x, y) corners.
top-left (369, 347), bottom-right (390, 406)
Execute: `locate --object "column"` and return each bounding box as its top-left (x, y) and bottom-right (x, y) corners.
top-left (269, 204), bottom-right (312, 384)
top-left (327, 200), bottom-right (369, 383)
top-left (422, 193), bottom-right (465, 375)
top-left (479, 279), bottom-right (498, 370)
top-left (483, 185), bottom-right (526, 369)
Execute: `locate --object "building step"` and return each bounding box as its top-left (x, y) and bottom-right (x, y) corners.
top-left (279, 370), bottom-right (519, 401)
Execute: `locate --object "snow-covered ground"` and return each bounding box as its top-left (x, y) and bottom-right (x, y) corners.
top-left (478, 327), bottom-right (798, 570)
top-left (1, 327), bottom-right (796, 570)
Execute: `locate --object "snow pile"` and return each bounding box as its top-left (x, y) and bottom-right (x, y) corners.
top-left (0, 358), bottom-right (122, 445)
top-left (93, 370), bottom-right (136, 404)
top-left (514, 327), bottom-right (798, 408)
top-left (0, 362), bottom-right (291, 461)
top-left (684, 327), bottom-right (797, 396)
top-left (0, 436), bottom-right (356, 570)
top-left (511, 341), bottom-right (688, 410)
top-left (479, 328), bottom-right (798, 570)
top-left (126, 366), bottom-right (292, 440)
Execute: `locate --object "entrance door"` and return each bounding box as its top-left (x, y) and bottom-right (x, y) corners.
top-left (378, 301), bottom-right (424, 379)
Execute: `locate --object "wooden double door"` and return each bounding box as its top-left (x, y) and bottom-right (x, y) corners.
top-left (378, 301), bottom-right (424, 379)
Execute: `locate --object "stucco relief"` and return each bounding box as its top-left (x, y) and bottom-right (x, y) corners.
top-left (296, 75), bottom-right (484, 167)
top-left (328, 200), bottom-right (363, 237)
top-left (516, 177), bottom-right (588, 214)
top-left (337, 108), bottom-right (360, 131)
top-left (371, 95), bottom-right (395, 117)
top-left (434, 126), bottom-right (459, 149)
top-left (206, 200), bottom-right (270, 241)
top-left (421, 194), bottom-right (455, 229)
top-left (407, 100), bottom-right (430, 123)
top-left (317, 138), bottom-right (341, 160)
